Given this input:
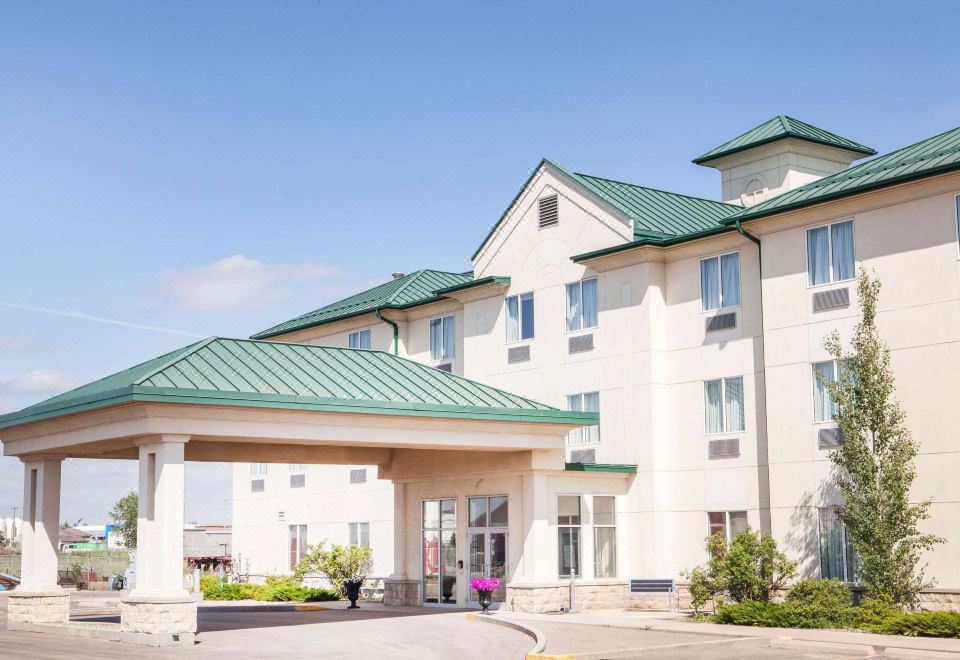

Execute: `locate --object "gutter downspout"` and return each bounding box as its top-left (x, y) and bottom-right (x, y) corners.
top-left (735, 218), bottom-right (773, 534)
top-left (376, 308), bottom-right (399, 355)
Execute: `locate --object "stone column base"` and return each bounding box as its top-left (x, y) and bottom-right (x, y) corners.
top-left (506, 581), bottom-right (628, 613)
top-left (7, 588), bottom-right (70, 624)
top-left (120, 594), bottom-right (198, 642)
top-left (383, 578), bottom-right (419, 606)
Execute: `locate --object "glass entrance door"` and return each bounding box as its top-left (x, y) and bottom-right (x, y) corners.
top-left (467, 496), bottom-right (508, 604)
top-left (422, 499), bottom-right (457, 605)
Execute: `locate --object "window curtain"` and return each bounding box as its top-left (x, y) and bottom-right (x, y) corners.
top-left (594, 527), bottom-right (616, 578)
top-left (818, 508), bottom-right (846, 580)
top-left (442, 316), bottom-right (455, 359)
top-left (720, 253), bottom-right (741, 307)
top-left (429, 318), bottom-right (442, 360)
top-left (704, 379), bottom-right (724, 433)
top-left (724, 377), bottom-right (745, 432)
top-left (583, 391), bottom-right (600, 443)
top-left (520, 293), bottom-right (535, 339)
top-left (807, 226), bottom-right (830, 285)
top-left (582, 278), bottom-right (598, 328)
top-left (567, 394), bottom-right (583, 444)
top-left (566, 283), bottom-right (581, 331)
top-left (506, 296), bottom-right (519, 342)
top-left (813, 361), bottom-right (836, 422)
top-left (831, 220), bottom-right (855, 281)
top-left (700, 257), bottom-right (720, 310)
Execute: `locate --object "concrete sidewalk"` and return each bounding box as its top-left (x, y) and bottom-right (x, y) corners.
top-left (494, 609), bottom-right (960, 658)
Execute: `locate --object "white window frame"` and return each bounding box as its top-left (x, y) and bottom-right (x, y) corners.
top-left (565, 277), bottom-right (599, 332)
top-left (250, 463), bottom-right (268, 477)
top-left (429, 314), bottom-right (456, 363)
top-left (707, 510), bottom-right (748, 543)
top-left (288, 524), bottom-right (307, 571)
top-left (348, 328), bottom-right (371, 350)
top-left (348, 521), bottom-right (370, 548)
top-left (703, 376), bottom-right (745, 435)
top-left (806, 219), bottom-right (856, 288)
top-left (592, 495), bottom-right (617, 579)
top-left (505, 292), bottom-right (535, 343)
top-left (812, 360), bottom-right (840, 423)
top-left (699, 251), bottom-right (741, 312)
top-left (566, 392), bottom-right (600, 445)
top-left (557, 495), bottom-right (582, 578)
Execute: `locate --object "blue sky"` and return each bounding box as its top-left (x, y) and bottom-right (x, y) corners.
top-left (1, 1), bottom-right (958, 525)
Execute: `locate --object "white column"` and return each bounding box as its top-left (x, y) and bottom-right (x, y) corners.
top-left (519, 472), bottom-right (553, 582)
top-left (130, 435), bottom-right (188, 597)
top-left (391, 481), bottom-right (407, 579)
top-left (19, 456), bottom-right (65, 591)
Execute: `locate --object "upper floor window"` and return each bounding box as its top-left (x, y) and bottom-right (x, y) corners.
top-left (566, 278), bottom-right (598, 331)
top-left (250, 463), bottom-right (267, 477)
top-left (429, 315), bottom-right (456, 361)
top-left (505, 292), bottom-right (534, 342)
top-left (567, 392), bottom-right (600, 445)
top-left (812, 361), bottom-right (840, 422)
top-left (704, 376), bottom-right (744, 434)
top-left (348, 521), bottom-right (370, 548)
top-left (807, 220), bottom-right (854, 286)
top-left (348, 329), bottom-right (371, 350)
top-left (700, 252), bottom-right (740, 311)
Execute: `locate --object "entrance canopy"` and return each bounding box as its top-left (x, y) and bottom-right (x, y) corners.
top-left (0, 337), bottom-right (595, 463)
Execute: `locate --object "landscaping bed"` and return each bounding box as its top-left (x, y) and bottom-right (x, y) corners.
top-left (201, 575), bottom-right (339, 603)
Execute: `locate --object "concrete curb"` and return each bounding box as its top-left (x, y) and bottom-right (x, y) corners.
top-left (466, 612), bottom-right (547, 657)
top-left (768, 637), bottom-right (877, 656)
top-left (70, 603), bottom-right (331, 617)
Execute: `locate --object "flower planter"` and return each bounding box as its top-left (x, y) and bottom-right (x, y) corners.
top-left (477, 589), bottom-right (493, 615)
top-left (469, 577), bottom-right (500, 615)
top-left (344, 579), bottom-right (363, 609)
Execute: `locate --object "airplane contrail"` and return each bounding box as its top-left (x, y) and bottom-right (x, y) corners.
top-left (0, 302), bottom-right (206, 338)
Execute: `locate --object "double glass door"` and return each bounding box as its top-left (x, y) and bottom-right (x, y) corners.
top-left (468, 495), bottom-right (508, 603)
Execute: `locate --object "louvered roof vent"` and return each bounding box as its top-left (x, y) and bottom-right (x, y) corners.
top-left (538, 194), bottom-right (559, 229)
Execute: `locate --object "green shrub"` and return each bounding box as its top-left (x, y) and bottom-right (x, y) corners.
top-left (199, 574), bottom-right (221, 592)
top-left (201, 574), bottom-right (338, 603)
top-left (261, 584), bottom-right (338, 602)
top-left (715, 601), bottom-right (792, 628)
top-left (294, 542), bottom-right (373, 599)
top-left (866, 611), bottom-right (960, 638)
top-left (784, 579), bottom-right (858, 629)
top-left (202, 582), bottom-right (264, 601)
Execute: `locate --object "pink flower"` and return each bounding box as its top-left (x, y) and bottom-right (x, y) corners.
top-left (469, 577), bottom-right (501, 592)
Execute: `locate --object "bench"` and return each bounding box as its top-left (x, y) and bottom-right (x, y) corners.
top-left (629, 579), bottom-right (676, 611)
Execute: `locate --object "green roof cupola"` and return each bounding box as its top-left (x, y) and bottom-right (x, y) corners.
top-left (694, 115), bottom-right (876, 207)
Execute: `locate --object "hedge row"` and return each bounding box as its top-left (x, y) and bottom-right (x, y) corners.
top-left (200, 575), bottom-right (339, 603)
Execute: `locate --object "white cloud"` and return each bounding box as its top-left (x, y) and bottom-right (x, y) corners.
top-left (0, 334), bottom-right (41, 351)
top-left (0, 369), bottom-right (85, 396)
top-left (159, 255), bottom-right (341, 314)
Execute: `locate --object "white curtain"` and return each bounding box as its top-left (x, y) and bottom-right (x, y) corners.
top-left (582, 278), bottom-right (598, 328)
top-left (721, 253), bottom-right (741, 307)
top-left (704, 379), bottom-right (724, 433)
top-left (430, 318), bottom-right (442, 360)
top-left (594, 527), bottom-right (616, 578)
top-left (807, 226), bottom-right (830, 285)
top-left (724, 376), bottom-right (745, 432)
top-left (566, 283), bottom-right (581, 331)
top-left (442, 316), bottom-right (455, 360)
top-left (506, 296), bottom-right (519, 342)
top-left (813, 361), bottom-right (836, 422)
top-left (700, 257), bottom-right (720, 310)
top-left (567, 394), bottom-right (583, 444)
top-left (831, 221), bottom-right (855, 281)
top-left (583, 391), bottom-right (600, 443)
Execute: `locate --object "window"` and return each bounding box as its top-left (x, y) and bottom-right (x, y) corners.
top-left (558, 495), bottom-right (581, 577)
top-left (538, 194), bottom-right (559, 228)
top-left (289, 524), bottom-right (307, 571)
top-left (429, 315), bottom-right (456, 362)
top-left (250, 463), bottom-right (267, 492)
top-left (812, 361), bottom-right (839, 422)
top-left (289, 464), bottom-right (304, 472)
top-left (348, 329), bottom-right (371, 349)
top-left (593, 496), bottom-right (616, 578)
top-left (704, 376), bottom-right (745, 434)
top-left (819, 508), bottom-right (858, 582)
top-left (289, 465), bottom-right (305, 489)
top-left (468, 496), bottom-right (508, 528)
top-left (707, 511), bottom-right (748, 543)
top-left (700, 252), bottom-right (741, 311)
top-left (349, 468), bottom-right (367, 484)
top-left (742, 179), bottom-right (766, 206)
top-left (505, 292), bottom-right (534, 342)
top-left (566, 392), bottom-right (600, 445)
top-left (250, 463), bottom-right (267, 476)
top-left (566, 278), bottom-right (598, 331)
top-left (807, 220), bottom-right (854, 286)
top-left (349, 522), bottom-right (370, 547)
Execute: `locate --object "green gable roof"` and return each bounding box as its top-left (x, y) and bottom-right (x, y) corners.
top-left (728, 125), bottom-right (960, 224)
top-left (0, 338), bottom-right (596, 429)
top-left (693, 115), bottom-right (876, 165)
top-left (251, 269), bottom-right (473, 339)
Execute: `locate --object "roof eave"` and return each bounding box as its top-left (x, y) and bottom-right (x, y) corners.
top-left (571, 225), bottom-right (735, 263)
top-left (693, 135), bottom-right (877, 166)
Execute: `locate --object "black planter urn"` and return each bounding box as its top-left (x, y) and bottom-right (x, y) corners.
top-left (477, 589), bottom-right (493, 615)
top-left (344, 579), bottom-right (363, 609)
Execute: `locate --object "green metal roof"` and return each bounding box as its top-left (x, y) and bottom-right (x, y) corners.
top-left (433, 275), bottom-right (511, 295)
top-left (564, 462), bottom-right (637, 474)
top-left (727, 125), bottom-right (960, 224)
top-left (0, 338), bottom-right (597, 430)
top-left (470, 158), bottom-right (740, 260)
top-left (693, 115), bottom-right (876, 165)
top-left (251, 269), bottom-right (473, 339)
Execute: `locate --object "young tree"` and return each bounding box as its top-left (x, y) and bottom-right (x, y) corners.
top-left (109, 491), bottom-right (139, 548)
top-left (823, 269), bottom-right (943, 606)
